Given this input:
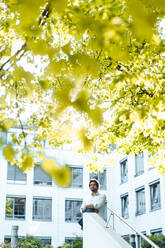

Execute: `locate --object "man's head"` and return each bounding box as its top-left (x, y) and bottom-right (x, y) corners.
top-left (89, 179), bottom-right (99, 193)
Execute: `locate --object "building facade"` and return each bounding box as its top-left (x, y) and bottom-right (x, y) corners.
top-left (0, 129), bottom-right (107, 247)
top-left (1, 128), bottom-right (165, 248)
top-left (106, 149), bottom-right (165, 248)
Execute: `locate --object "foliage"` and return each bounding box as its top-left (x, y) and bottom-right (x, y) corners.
top-left (57, 245), bottom-right (70, 248)
top-left (72, 237), bottom-right (83, 248)
top-left (0, 0), bottom-right (165, 179)
top-left (58, 237), bottom-right (82, 248)
top-left (0, 244), bottom-right (11, 248)
top-left (141, 234), bottom-right (165, 248)
top-left (17, 236), bottom-right (42, 248)
top-left (44, 245), bottom-right (54, 248)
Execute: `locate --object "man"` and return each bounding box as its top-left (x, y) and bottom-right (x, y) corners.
top-left (79, 178), bottom-right (106, 229)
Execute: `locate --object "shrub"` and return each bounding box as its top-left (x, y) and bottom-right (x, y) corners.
top-left (0, 244), bottom-right (11, 248)
top-left (141, 234), bottom-right (165, 248)
top-left (44, 245), bottom-right (54, 248)
top-left (17, 236), bottom-right (42, 248)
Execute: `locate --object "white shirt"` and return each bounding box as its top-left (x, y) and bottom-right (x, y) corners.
top-left (80, 192), bottom-right (106, 219)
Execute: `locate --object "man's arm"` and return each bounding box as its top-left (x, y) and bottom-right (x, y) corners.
top-left (93, 194), bottom-right (106, 210)
top-left (80, 200), bottom-right (86, 213)
top-left (84, 204), bottom-right (99, 213)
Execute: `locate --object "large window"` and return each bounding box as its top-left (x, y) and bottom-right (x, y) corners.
top-left (65, 237), bottom-right (82, 248)
top-left (33, 198), bottom-right (52, 221)
top-left (149, 181), bottom-right (161, 211)
top-left (135, 152), bottom-right (144, 176)
top-left (35, 237), bottom-right (52, 246)
top-left (121, 193), bottom-right (129, 219)
top-left (69, 166), bottom-right (83, 188)
top-left (120, 159), bottom-right (128, 184)
top-left (150, 228), bottom-right (162, 236)
top-left (89, 170), bottom-right (107, 190)
top-left (6, 196), bottom-right (26, 219)
top-left (65, 199), bottom-right (82, 222)
top-left (33, 165), bottom-right (52, 186)
top-left (7, 163), bottom-right (26, 184)
top-left (135, 187), bottom-right (146, 215)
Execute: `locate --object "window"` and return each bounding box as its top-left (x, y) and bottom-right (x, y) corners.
top-left (135, 152), bottom-right (144, 176)
top-left (122, 235), bottom-right (130, 244)
top-left (6, 196), bottom-right (26, 219)
top-left (150, 228), bottom-right (162, 236)
top-left (33, 198), bottom-right (52, 221)
top-left (120, 159), bottom-right (128, 184)
top-left (69, 166), bottom-right (83, 188)
top-left (7, 131), bottom-right (35, 146)
top-left (136, 187), bottom-right (146, 215)
top-left (149, 180), bottom-right (161, 211)
top-left (121, 193), bottom-right (129, 219)
top-left (65, 199), bottom-right (82, 222)
top-left (4, 236), bottom-right (22, 244)
top-left (137, 232), bottom-right (146, 248)
top-left (7, 163), bottom-right (26, 184)
top-left (33, 165), bottom-right (52, 186)
top-left (35, 237), bottom-right (52, 246)
top-left (89, 170), bottom-right (107, 190)
top-left (108, 144), bottom-right (117, 152)
top-left (65, 237), bottom-right (82, 248)
top-left (0, 131), bottom-right (7, 143)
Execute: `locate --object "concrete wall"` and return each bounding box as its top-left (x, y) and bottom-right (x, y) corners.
top-left (83, 213), bottom-right (132, 248)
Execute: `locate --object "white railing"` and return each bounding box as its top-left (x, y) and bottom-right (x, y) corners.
top-left (106, 207), bottom-right (160, 248)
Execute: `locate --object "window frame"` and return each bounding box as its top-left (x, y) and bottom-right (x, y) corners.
top-left (89, 169), bottom-right (107, 190)
top-left (5, 195), bottom-right (26, 220)
top-left (69, 165), bottom-right (83, 188)
top-left (150, 228), bottom-right (162, 236)
top-left (135, 152), bottom-right (144, 177)
top-left (65, 198), bottom-right (82, 223)
top-left (32, 197), bottom-right (52, 221)
top-left (120, 193), bottom-right (129, 219)
top-left (137, 231), bottom-right (146, 248)
top-left (33, 164), bottom-right (52, 186)
top-left (149, 180), bottom-right (161, 211)
top-left (135, 186), bottom-right (146, 216)
top-left (34, 236), bottom-right (52, 246)
top-left (120, 158), bottom-right (128, 184)
top-left (65, 237), bottom-right (83, 248)
top-left (7, 162), bottom-right (27, 184)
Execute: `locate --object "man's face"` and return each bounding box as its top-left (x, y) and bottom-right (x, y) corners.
top-left (89, 181), bottom-right (98, 193)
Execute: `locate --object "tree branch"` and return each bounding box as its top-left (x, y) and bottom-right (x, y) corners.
top-left (0, 43), bottom-right (26, 71)
top-left (15, 82), bottom-right (27, 147)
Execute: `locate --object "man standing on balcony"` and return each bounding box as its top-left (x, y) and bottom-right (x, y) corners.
top-left (79, 178), bottom-right (106, 229)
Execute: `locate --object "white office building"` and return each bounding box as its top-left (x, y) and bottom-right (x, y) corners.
top-left (0, 128), bottom-right (165, 248)
top-left (0, 129), bottom-right (107, 248)
top-left (106, 149), bottom-right (165, 247)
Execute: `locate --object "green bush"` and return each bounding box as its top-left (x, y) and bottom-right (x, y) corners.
top-left (44, 245), bottom-right (54, 248)
top-left (57, 237), bottom-right (82, 248)
top-left (73, 237), bottom-right (82, 248)
top-left (0, 244), bottom-right (11, 248)
top-left (141, 235), bottom-right (165, 248)
top-left (57, 244), bottom-right (70, 248)
top-left (17, 236), bottom-right (42, 248)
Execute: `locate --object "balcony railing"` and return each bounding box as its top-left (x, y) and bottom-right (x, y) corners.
top-left (106, 206), bottom-right (159, 248)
